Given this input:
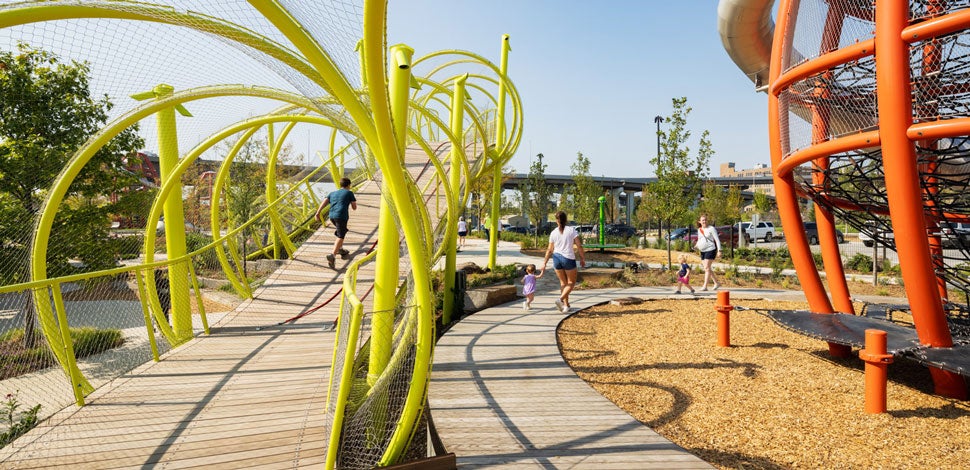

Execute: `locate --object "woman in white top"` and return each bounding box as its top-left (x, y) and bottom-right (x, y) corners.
top-left (540, 211), bottom-right (586, 313)
top-left (697, 214), bottom-right (721, 291)
top-left (457, 217), bottom-right (468, 248)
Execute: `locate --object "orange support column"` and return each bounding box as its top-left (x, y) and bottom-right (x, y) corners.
top-left (715, 291), bottom-right (733, 347)
top-left (858, 329), bottom-right (893, 414)
top-left (874, 0), bottom-right (967, 399)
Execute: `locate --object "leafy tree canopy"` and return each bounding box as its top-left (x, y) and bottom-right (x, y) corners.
top-left (0, 44), bottom-right (144, 283)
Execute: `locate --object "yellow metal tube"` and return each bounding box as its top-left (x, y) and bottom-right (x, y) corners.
top-left (152, 84), bottom-right (193, 343)
top-left (489, 35), bottom-right (512, 269)
top-left (188, 262), bottom-right (209, 335)
top-left (50, 284), bottom-right (85, 405)
top-left (134, 271), bottom-right (160, 362)
top-left (442, 74), bottom-right (468, 324)
top-left (369, 43), bottom-right (414, 387)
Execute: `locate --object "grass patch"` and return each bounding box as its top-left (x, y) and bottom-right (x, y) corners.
top-left (0, 327), bottom-right (124, 380)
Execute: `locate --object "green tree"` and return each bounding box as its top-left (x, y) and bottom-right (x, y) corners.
top-left (0, 44), bottom-right (144, 345)
top-left (565, 152), bottom-right (600, 228)
top-left (753, 191), bottom-right (774, 217)
top-left (643, 97), bottom-right (714, 241)
top-left (699, 182), bottom-right (744, 226)
top-left (526, 154), bottom-right (552, 244)
top-left (225, 139), bottom-right (269, 278)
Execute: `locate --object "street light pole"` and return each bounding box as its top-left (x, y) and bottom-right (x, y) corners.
top-left (654, 115), bottom-right (671, 269)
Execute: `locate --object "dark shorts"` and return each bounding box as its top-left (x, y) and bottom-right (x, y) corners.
top-left (458, 231), bottom-right (467, 237)
top-left (700, 249), bottom-right (717, 261)
top-left (331, 218), bottom-right (349, 239)
top-left (552, 253), bottom-right (577, 271)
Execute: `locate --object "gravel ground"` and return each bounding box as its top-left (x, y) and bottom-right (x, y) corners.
top-left (558, 297), bottom-right (970, 469)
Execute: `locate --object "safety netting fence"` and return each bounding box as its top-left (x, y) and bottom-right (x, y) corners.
top-left (0, 0), bottom-right (521, 467)
top-left (0, 0), bottom-right (378, 459)
top-left (775, 0), bottom-right (970, 305)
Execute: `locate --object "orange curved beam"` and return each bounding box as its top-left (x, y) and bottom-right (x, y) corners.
top-left (770, 40), bottom-right (873, 96)
top-left (776, 130), bottom-right (880, 179)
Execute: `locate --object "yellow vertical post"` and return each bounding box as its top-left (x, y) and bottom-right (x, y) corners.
top-left (266, 122), bottom-right (299, 259)
top-left (369, 43), bottom-right (413, 386)
top-left (488, 35), bottom-right (511, 270)
top-left (442, 74), bottom-right (468, 324)
top-left (153, 84), bottom-right (193, 343)
top-left (50, 283), bottom-right (84, 406)
top-left (134, 271), bottom-right (160, 361)
top-left (267, 124), bottom-right (281, 259)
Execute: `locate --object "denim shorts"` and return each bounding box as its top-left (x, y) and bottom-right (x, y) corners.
top-left (552, 253), bottom-right (577, 270)
top-left (700, 249), bottom-right (717, 261)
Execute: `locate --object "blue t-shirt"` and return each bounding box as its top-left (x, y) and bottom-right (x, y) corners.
top-left (678, 262), bottom-right (689, 277)
top-left (327, 188), bottom-right (356, 220)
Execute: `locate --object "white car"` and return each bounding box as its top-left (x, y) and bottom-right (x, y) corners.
top-left (740, 221), bottom-right (776, 242)
top-left (859, 226), bottom-right (893, 247)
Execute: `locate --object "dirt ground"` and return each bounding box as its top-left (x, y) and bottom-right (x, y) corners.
top-left (558, 298), bottom-right (970, 469)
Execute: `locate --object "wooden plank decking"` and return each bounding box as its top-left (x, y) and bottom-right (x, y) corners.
top-left (430, 284), bottom-right (715, 469)
top-left (0, 147), bottom-right (441, 469)
top-left (0, 142), bottom-right (717, 469)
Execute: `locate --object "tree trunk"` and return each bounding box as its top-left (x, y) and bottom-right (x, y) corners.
top-left (22, 292), bottom-right (37, 349)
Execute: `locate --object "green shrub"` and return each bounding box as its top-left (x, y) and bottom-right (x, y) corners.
top-left (112, 234), bottom-right (144, 260)
top-left (70, 327), bottom-right (124, 358)
top-left (845, 253), bottom-right (874, 272)
top-left (0, 327), bottom-right (124, 380)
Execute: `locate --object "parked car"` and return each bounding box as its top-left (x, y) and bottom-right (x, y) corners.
top-left (604, 224), bottom-right (638, 238)
top-left (505, 225), bottom-right (535, 235)
top-left (679, 225), bottom-right (741, 246)
top-left (574, 225), bottom-right (596, 237)
top-left (938, 221), bottom-right (970, 248)
top-left (740, 221), bottom-right (776, 242)
top-left (666, 227), bottom-right (690, 241)
top-left (859, 224), bottom-right (893, 247)
top-left (802, 222), bottom-right (845, 245)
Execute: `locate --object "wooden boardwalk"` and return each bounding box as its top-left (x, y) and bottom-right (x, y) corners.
top-left (0, 142), bottom-right (717, 469)
top-left (0, 147), bottom-right (440, 469)
top-left (430, 284), bottom-right (715, 469)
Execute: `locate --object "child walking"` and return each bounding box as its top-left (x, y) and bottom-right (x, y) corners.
top-left (522, 264), bottom-right (539, 310)
top-left (675, 254), bottom-right (695, 294)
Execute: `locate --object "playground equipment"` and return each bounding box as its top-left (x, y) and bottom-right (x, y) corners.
top-left (720, 0), bottom-right (970, 398)
top-left (585, 195), bottom-right (627, 252)
top-left (0, 1), bottom-right (521, 467)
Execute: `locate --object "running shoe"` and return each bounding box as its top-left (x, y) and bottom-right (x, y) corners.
top-left (555, 298), bottom-right (564, 311)
top-left (327, 254), bottom-right (335, 269)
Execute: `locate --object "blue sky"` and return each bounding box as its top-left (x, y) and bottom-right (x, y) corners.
top-left (388, 0), bottom-right (770, 178)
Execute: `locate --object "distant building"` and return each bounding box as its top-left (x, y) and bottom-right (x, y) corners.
top-left (720, 162), bottom-right (775, 197)
top-left (720, 162), bottom-right (771, 178)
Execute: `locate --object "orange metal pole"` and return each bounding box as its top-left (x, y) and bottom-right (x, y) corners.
top-left (858, 329), bottom-right (893, 414)
top-left (812, 4), bottom-right (854, 315)
top-left (769, 0), bottom-right (835, 317)
top-left (715, 291), bottom-right (733, 348)
top-left (874, 0), bottom-right (966, 399)
top-left (919, 0), bottom-right (947, 300)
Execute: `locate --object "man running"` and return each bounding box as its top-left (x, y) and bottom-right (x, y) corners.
top-left (315, 177), bottom-right (357, 269)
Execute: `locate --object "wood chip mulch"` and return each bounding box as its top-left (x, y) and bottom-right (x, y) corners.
top-left (558, 298), bottom-right (970, 469)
